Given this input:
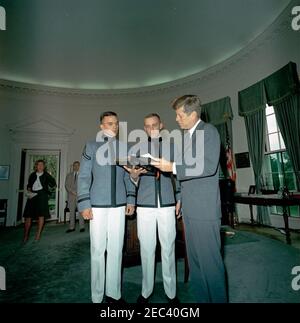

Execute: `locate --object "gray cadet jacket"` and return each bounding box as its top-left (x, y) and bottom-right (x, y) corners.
top-left (77, 135), bottom-right (136, 212)
top-left (133, 137), bottom-right (180, 208)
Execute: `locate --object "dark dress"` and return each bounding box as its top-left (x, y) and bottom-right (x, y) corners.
top-left (23, 172), bottom-right (56, 219)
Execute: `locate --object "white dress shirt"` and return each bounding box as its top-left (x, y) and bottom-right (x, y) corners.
top-left (172, 119), bottom-right (201, 175)
top-left (32, 172), bottom-right (44, 191)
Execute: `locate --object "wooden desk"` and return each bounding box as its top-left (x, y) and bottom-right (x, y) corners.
top-left (234, 193), bottom-right (300, 244)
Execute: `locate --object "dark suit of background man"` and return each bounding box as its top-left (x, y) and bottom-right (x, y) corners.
top-left (65, 161), bottom-right (85, 233)
top-left (152, 95), bottom-right (227, 303)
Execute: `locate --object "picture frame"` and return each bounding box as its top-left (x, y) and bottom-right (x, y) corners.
top-left (248, 185), bottom-right (256, 195)
top-left (0, 165), bottom-right (10, 180)
top-left (235, 152), bottom-right (250, 169)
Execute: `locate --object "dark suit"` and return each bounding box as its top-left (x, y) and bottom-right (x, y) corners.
top-left (175, 120), bottom-right (227, 303)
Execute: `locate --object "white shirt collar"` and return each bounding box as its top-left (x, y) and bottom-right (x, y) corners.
top-left (189, 119), bottom-right (201, 137)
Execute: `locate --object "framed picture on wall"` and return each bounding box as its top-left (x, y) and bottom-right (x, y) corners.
top-left (248, 185), bottom-right (256, 195)
top-left (0, 165), bottom-right (10, 180)
top-left (235, 152), bottom-right (250, 168)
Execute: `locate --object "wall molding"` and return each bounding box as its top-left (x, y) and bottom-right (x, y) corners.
top-left (0, 0), bottom-right (296, 100)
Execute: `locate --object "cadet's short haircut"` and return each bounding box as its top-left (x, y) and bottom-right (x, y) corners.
top-left (144, 113), bottom-right (161, 122)
top-left (100, 111), bottom-right (118, 123)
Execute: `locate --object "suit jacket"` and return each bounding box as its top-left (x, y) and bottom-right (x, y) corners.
top-left (175, 121), bottom-right (221, 221)
top-left (77, 136), bottom-right (136, 212)
top-left (27, 171), bottom-right (56, 195)
top-left (65, 172), bottom-right (78, 202)
top-left (133, 137), bottom-right (180, 207)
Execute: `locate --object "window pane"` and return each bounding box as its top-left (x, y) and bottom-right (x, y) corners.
top-left (279, 133), bottom-right (286, 149)
top-left (264, 173), bottom-right (278, 190)
top-left (272, 173), bottom-right (281, 190)
top-left (282, 152), bottom-right (293, 172)
top-left (268, 133), bottom-right (280, 151)
top-left (284, 172), bottom-right (297, 191)
top-left (266, 105), bottom-right (274, 115)
top-left (290, 206), bottom-right (300, 217)
top-left (267, 114), bottom-right (278, 133)
top-left (269, 153), bottom-right (280, 172)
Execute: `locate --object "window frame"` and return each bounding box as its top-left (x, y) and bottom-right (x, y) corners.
top-left (263, 105), bottom-right (299, 217)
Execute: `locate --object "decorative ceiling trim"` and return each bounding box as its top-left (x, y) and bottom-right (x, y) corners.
top-left (0, 0), bottom-right (295, 99)
top-left (7, 113), bottom-right (75, 139)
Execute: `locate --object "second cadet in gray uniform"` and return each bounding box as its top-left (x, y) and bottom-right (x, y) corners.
top-left (126, 113), bottom-right (180, 304)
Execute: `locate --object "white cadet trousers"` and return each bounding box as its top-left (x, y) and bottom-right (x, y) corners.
top-left (90, 207), bottom-right (125, 303)
top-left (137, 205), bottom-right (176, 299)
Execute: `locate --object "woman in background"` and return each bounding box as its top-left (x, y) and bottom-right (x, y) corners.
top-left (23, 159), bottom-right (56, 242)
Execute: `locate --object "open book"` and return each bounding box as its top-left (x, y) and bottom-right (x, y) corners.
top-left (116, 154), bottom-right (159, 172)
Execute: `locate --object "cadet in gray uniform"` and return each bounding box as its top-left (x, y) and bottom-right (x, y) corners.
top-left (77, 111), bottom-right (136, 304)
top-left (152, 96), bottom-right (227, 303)
top-left (125, 113), bottom-right (180, 304)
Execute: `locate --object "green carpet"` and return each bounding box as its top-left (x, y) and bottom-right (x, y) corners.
top-left (0, 223), bottom-right (299, 303)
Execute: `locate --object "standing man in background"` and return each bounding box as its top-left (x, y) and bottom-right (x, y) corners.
top-left (152, 95), bottom-right (227, 303)
top-left (65, 161), bottom-right (85, 233)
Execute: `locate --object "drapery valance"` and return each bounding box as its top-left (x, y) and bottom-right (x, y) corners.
top-left (202, 96), bottom-right (233, 125)
top-left (238, 62), bottom-right (300, 116)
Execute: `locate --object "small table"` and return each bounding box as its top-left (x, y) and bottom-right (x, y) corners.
top-left (234, 193), bottom-right (300, 244)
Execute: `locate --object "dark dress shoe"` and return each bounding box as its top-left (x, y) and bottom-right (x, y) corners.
top-left (80, 228), bottom-right (85, 232)
top-left (66, 229), bottom-right (75, 233)
top-left (166, 295), bottom-right (180, 304)
top-left (106, 296), bottom-right (127, 304)
top-left (137, 294), bottom-right (149, 304)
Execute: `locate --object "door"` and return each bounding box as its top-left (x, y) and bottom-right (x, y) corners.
top-left (21, 150), bottom-right (60, 221)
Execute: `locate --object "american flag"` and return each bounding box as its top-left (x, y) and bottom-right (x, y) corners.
top-left (225, 127), bottom-right (236, 183)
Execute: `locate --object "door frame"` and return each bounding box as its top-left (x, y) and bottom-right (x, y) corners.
top-left (9, 142), bottom-right (69, 226)
top-left (21, 149), bottom-right (61, 222)
top-left (7, 115), bottom-right (74, 226)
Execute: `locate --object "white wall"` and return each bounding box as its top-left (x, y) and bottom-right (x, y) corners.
top-left (0, 1), bottom-right (299, 226)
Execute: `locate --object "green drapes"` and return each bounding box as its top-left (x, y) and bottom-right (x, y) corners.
top-left (202, 96), bottom-right (233, 125)
top-left (202, 97), bottom-right (233, 177)
top-left (273, 94), bottom-right (300, 189)
top-left (202, 96), bottom-right (233, 148)
top-left (238, 62), bottom-right (300, 224)
top-left (265, 62), bottom-right (300, 189)
top-left (264, 62), bottom-right (300, 106)
top-left (244, 110), bottom-right (266, 192)
top-left (244, 110), bottom-right (269, 225)
top-left (239, 81), bottom-right (266, 116)
top-left (239, 62), bottom-right (299, 116)
top-left (238, 62), bottom-right (300, 190)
